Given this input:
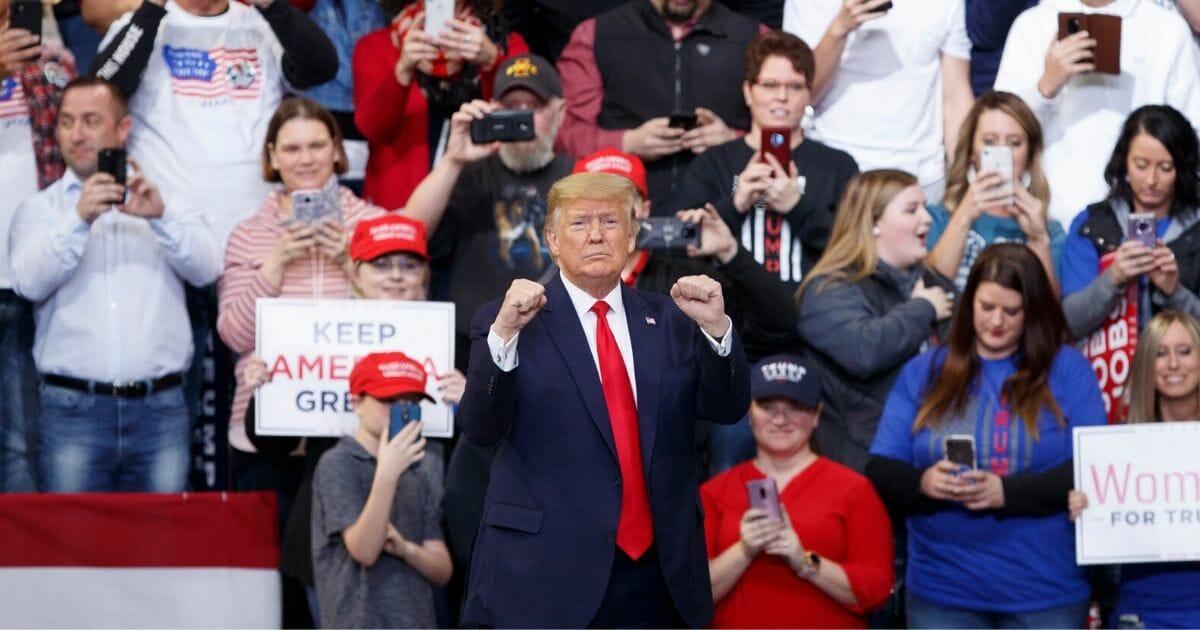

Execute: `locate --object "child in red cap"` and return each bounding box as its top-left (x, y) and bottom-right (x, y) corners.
top-left (310, 351), bottom-right (452, 628)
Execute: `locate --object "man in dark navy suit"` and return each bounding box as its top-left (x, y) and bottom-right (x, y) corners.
top-left (458, 171), bottom-right (751, 627)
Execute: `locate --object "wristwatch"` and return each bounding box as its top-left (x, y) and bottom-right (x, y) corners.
top-left (799, 551), bottom-right (821, 578)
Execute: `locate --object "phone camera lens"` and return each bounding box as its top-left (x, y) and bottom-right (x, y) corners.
top-left (1067, 18), bottom-right (1080, 33)
top-left (770, 132), bottom-right (784, 147)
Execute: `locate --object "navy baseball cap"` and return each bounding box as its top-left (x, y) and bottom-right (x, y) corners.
top-left (750, 354), bottom-right (821, 407)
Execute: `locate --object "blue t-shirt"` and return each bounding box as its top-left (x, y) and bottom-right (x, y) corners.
top-left (1113, 562), bottom-right (1200, 628)
top-left (871, 345), bottom-right (1105, 612)
top-left (1060, 208), bottom-right (1171, 296)
top-left (926, 203), bottom-right (1066, 291)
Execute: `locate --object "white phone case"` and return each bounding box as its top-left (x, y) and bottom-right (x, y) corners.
top-left (423, 0), bottom-right (454, 41)
top-left (979, 145), bottom-right (1014, 198)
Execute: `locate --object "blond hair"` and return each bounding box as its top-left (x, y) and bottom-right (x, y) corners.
top-left (545, 172), bottom-right (639, 232)
top-left (943, 91), bottom-right (1050, 212)
top-left (1125, 310), bottom-right (1200, 423)
top-left (797, 169), bottom-right (919, 300)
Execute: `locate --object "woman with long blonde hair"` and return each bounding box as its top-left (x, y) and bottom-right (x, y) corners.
top-left (795, 169), bottom-right (954, 473)
top-left (926, 91), bottom-right (1062, 291)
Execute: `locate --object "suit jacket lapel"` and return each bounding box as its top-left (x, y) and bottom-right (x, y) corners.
top-left (541, 275), bottom-right (618, 460)
top-left (623, 285), bottom-right (662, 473)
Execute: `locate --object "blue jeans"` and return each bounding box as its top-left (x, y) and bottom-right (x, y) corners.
top-left (38, 383), bottom-right (191, 492)
top-left (0, 290), bottom-right (39, 492)
top-left (907, 591), bottom-right (1089, 629)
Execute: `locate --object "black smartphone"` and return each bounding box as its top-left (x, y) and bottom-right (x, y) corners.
top-left (873, 0), bottom-right (893, 12)
top-left (760, 127), bottom-right (791, 172)
top-left (944, 435), bottom-right (976, 470)
top-left (1128, 212), bottom-right (1156, 249)
top-left (470, 109), bottom-right (535, 144)
top-left (635, 217), bottom-right (701, 250)
top-left (668, 111), bottom-right (699, 131)
top-left (9, 0), bottom-right (42, 40)
top-left (746, 478), bottom-right (782, 520)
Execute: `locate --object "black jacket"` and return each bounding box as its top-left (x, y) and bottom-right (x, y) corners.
top-left (591, 0), bottom-right (761, 213)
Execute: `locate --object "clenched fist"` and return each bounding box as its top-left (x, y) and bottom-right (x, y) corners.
top-left (670, 275), bottom-right (729, 338)
top-left (492, 279), bottom-right (547, 342)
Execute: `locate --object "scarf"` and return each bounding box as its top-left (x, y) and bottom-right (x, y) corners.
top-left (19, 41), bottom-right (76, 190)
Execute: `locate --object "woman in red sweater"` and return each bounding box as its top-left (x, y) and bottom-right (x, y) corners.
top-left (352, 0), bottom-right (528, 210)
top-left (701, 354), bottom-right (894, 628)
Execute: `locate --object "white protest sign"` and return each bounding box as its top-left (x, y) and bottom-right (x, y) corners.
top-left (1074, 422), bottom-right (1200, 565)
top-left (254, 298), bottom-right (455, 438)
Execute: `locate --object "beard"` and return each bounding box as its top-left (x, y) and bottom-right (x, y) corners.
top-left (498, 108), bottom-right (562, 174)
top-left (661, 0), bottom-right (700, 23)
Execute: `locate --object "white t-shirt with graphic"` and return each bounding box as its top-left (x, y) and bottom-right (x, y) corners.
top-left (102, 0), bottom-right (286, 247)
top-left (0, 77), bottom-right (38, 289)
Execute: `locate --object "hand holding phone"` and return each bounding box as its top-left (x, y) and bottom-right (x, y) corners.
top-left (746, 478), bottom-right (782, 520)
top-left (97, 148), bottom-right (127, 204)
top-left (1128, 212), bottom-right (1157, 249)
top-left (668, 111), bottom-right (699, 131)
top-left (759, 127), bottom-right (791, 175)
top-left (978, 145), bottom-right (1014, 201)
top-left (469, 109), bottom-right (535, 144)
top-left (8, 0), bottom-right (42, 42)
top-left (1056, 12), bottom-right (1121, 75)
top-left (636, 217), bottom-right (701, 250)
top-left (943, 434), bottom-right (976, 472)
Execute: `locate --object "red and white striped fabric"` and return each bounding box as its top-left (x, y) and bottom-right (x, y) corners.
top-left (0, 492), bottom-right (280, 627)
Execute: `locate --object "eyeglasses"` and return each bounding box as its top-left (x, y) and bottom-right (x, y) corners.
top-left (753, 80), bottom-right (809, 96)
top-left (366, 254), bottom-right (426, 276)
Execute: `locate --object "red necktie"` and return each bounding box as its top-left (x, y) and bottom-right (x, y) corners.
top-left (591, 301), bottom-right (654, 559)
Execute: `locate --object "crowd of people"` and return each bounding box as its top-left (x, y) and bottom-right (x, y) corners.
top-left (2, 0), bottom-right (1200, 627)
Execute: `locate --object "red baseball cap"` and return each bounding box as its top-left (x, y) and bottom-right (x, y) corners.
top-left (572, 147), bottom-right (648, 199)
top-left (349, 214), bottom-right (429, 262)
top-left (349, 352), bottom-right (434, 401)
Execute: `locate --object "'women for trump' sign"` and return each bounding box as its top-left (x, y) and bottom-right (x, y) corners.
top-left (1074, 422), bottom-right (1200, 564)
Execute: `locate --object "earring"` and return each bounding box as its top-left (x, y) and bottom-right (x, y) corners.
top-left (872, 226), bottom-right (881, 237)
top-left (801, 105), bottom-right (815, 131)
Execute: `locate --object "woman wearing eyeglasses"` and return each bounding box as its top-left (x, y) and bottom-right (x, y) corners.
top-left (675, 29), bottom-right (859, 296)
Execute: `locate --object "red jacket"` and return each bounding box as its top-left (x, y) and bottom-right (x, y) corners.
top-left (352, 28), bottom-right (529, 211)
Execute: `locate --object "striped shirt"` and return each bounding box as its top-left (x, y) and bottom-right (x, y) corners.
top-left (217, 185), bottom-right (380, 452)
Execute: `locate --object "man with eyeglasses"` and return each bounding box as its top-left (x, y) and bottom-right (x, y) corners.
top-left (554, 0), bottom-right (766, 215)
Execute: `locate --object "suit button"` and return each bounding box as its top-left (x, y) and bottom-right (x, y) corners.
top-left (605, 532), bottom-right (616, 544)
top-left (613, 476), bottom-right (621, 486)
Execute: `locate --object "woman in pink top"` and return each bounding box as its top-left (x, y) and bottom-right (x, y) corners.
top-left (218, 96), bottom-right (380, 486)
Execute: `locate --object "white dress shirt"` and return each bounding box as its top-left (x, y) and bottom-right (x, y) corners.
top-left (487, 274), bottom-right (733, 402)
top-left (9, 168), bottom-right (223, 381)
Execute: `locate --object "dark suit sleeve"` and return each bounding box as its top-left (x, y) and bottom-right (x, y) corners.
top-left (458, 301), bottom-right (521, 447)
top-left (693, 324), bottom-right (751, 426)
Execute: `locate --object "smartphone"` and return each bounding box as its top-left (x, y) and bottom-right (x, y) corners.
top-left (635, 217), bottom-right (701, 250)
top-left (979, 145), bottom-right (1014, 199)
top-left (668, 111), bottom-right (699, 131)
top-left (875, 0), bottom-right (893, 12)
top-left (746, 478), bottom-right (782, 520)
top-left (9, 0), bottom-right (42, 41)
top-left (944, 435), bottom-right (976, 470)
top-left (388, 402), bottom-right (423, 468)
top-left (1057, 12), bottom-right (1121, 74)
top-left (1128, 212), bottom-right (1157, 249)
top-left (760, 127), bottom-right (791, 173)
top-left (423, 0), bottom-right (454, 41)
top-left (290, 189), bottom-right (342, 225)
top-left (470, 109), bottom-right (535, 144)
top-left (97, 148), bottom-right (127, 185)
